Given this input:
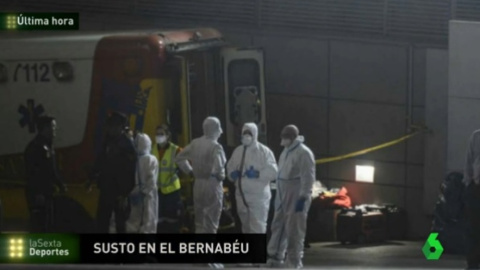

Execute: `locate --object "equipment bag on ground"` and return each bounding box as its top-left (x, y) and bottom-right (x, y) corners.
top-left (307, 196), bottom-right (343, 242)
top-left (336, 208), bottom-right (387, 245)
top-left (365, 204), bottom-right (407, 240)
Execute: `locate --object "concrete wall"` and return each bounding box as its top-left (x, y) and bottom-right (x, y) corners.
top-left (249, 36), bottom-right (431, 239)
top-left (448, 21), bottom-right (480, 174)
top-left (424, 49), bottom-right (448, 213)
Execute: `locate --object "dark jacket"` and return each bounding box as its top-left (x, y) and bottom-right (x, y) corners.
top-left (91, 133), bottom-right (137, 197)
top-left (24, 135), bottom-right (63, 196)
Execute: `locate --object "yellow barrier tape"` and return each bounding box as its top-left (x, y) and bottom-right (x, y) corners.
top-left (316, 128), bottom-right (424, 164)
top-left (1, 127), bottom-right (428, 185)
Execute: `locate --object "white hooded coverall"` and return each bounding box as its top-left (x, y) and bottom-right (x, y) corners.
top-left (176, 117), bottom-right (227, 234)
top-left (109, 133), bottom-right (159, 233)
top-left (226, 123), bottom-right (278, 233)
top-left (267, 136), bottom-right (315, 269)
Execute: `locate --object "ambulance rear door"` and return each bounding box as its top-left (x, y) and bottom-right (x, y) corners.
top-left (222, 47), bottom-right (267, 147)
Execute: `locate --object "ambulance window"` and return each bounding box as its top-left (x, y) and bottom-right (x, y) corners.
top-left (165, 62), bottom-right (182, 141)
top-left (169, 77), bottom-right (182, 139)
top-left (227, 59), bottom-right (261, 125)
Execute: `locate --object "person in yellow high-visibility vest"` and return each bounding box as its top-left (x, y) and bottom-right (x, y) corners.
top-left (152, 124), bottom-right (183, 233)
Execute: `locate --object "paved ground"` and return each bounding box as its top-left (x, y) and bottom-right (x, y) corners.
top-left (0, 241), bottom-right (466, 269)
top-left (303, 241), bottom-right (464, 269)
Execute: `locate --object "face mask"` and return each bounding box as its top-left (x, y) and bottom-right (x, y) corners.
top-left (280, 138), bottom-right (292, 147)
top-left (242, 135), bottom-right (253, 146)
top-left (156, 135), bottom-right (166, 144)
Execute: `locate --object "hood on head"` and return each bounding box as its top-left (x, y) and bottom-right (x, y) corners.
top-left (203, 116), bottom-right (223, 139)
top-left (242, 122), bottom-right (258, 142)
top-left (281, 124), bottom-right (299, 141)
top-left (135, 133), bottom-right (152, 156)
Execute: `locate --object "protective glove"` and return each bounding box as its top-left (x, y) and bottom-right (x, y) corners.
top-left (245, 166), bottom-right (260, 179)
top-left (295, 197), bottom-right (307, 212)
top-left (230, 170), bottom-right (241, 181)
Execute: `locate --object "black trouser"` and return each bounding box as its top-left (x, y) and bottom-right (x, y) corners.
top-left (465, 183), bottom-right (480, 268)
top-left (157, 189), bottom-right (182, 233)
top-left (25, 189), bottom-right (54, 233)
top-left (226, 182), bottom-right (242, 234)
top-left (96, 192), bottom-right (130, 233)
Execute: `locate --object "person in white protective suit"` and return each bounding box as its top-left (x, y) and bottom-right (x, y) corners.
top-left (267, 125), bottom-right (316, 269)
top-left (109, 132), bottom-right (159, 233)
top-left (227, 122), bottom-right (278, 234)
top-left (175, 116), bottom-right (227, 234)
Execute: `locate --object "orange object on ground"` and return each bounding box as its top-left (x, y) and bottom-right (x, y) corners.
top-left (318, 187), bottom-right (351, 208)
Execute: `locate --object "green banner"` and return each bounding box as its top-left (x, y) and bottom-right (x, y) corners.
top-left (0, 13), bottom-right (79, 30)
top-left (0, 234), bottom-right (80, 263)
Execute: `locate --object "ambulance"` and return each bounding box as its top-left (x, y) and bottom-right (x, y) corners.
top-left (0, 28), bottom-right (268, 230)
